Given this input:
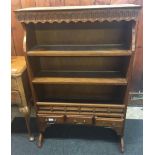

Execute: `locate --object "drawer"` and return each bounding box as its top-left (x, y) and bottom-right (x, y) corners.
top-left (11, 78), bottom-right (18, 90)
top-left (38, 114), bottom-right (65, 125)
top-left (11, 91), bottom-right (21, 104)
top-left (66, 115), bottom-right (93, 125)
top-left (95, 117), bottom-right (124, 127)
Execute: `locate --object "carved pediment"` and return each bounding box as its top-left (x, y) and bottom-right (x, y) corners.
top-left (15, 4), bottom-right (141, 24)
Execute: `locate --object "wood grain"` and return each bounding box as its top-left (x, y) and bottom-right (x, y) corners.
top-left (94, 0), bottom-right (110, 5)
top-left (11, 0), bottom-right (24, 56)
top-left (80, 0), bottom-right (94, 5)
top-left (36, 102), bottom-right (125, 108)
top-left (11, 31), bottom-right (16, 56)
top-left (35, 0), bottom-right (51, 7)
top-left (20, 0), bottom-right (36, 7)
top-left (11, 0), bottom-right (143, 92)
top-left (11, 56), bottom-right (26, 76)
top-left (65, 0), bottom-right (80, 6)
top-left (32, 77), bottom-right (127, 85)
top-left (27, 50), bottom-right (132, 56)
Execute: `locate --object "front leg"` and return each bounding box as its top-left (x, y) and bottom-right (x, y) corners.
top-left (120, 136), bottom-right (125, 153)
top-left (19, 106), bottom-right (34, 141)
top-left (113, 127), bottom-right (125, 153)
top-left (37, 117), bottom-right (47, 148)
top-left (38, 132), bottom-right (44, 148)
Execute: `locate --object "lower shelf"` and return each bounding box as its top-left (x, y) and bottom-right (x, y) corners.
top-left (32, 77), bottom-right (127, 85)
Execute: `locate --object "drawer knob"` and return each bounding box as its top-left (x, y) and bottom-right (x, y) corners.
top-left (73, 119), bottom-right (86, 124)
top-left (74, 120), bottom-right (77, 123)
top-left (46, 118), bottom-right (56, 125)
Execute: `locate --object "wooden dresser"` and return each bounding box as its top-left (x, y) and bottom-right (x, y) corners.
top-left (11, 56), bottom-right (34, 141)
top-left (15, 4), bottom-right (141, 152)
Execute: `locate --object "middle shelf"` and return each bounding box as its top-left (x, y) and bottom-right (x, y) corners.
top-left (28, 56), bottom-right (130, 82)
top-left (32, 77), bottom-right (127, 85)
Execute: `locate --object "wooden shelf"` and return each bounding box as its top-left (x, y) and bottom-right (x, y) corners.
top-left (15, 4), bottom-right (141, 150)
top-left (36, 102), bottom-right (125, 108)
top-left (27, 45), bottom-right (132, 56)
top-left (32, 77), bottom-right (127, 85)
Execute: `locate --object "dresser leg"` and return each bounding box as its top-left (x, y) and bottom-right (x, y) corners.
top-left (37, 132), bottom-right (44, 148)
top-left (25, 114), bottom-right (35, 142)
top-left (20, 106), bottom-right (35, 141)
top-left (120, 136), bottom-right (125, 153)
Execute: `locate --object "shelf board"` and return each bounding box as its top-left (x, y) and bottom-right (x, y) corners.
top-left (36, 102), bottom-right (125, 108)
top-left (27, 45), bottom-right (132, 56)
top-left (32, 77), bottom-right (127, 85)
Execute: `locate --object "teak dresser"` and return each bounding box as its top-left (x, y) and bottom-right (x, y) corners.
top-left (15, 4), bottom-right (141, 152)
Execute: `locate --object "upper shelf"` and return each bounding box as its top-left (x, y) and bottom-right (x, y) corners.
top-left (27, 45), bottom-right (132, 56)
top-left (14, 4), bottom-right (141, 24)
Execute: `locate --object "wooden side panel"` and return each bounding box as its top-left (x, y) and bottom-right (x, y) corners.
top-left (11, 32), bottom-right (16, 56)
top-left (110, 0), bottom-right (143, 92)
top-left (80, 0), bottom-right (94, 5)
top-left (94, 0), bottom-right (110, 4)
top-left (20, 0), bottom-right (36, 7)
top-left (11, 0), bottom-right (24, 56)
top-left (132, 47), bottom-right (143, 91)
top-left (35, 0), bottom-right (51, 7)
top-left (110, 0), bottom-right (142, 5)
top-left (110, 0), bottom-right (129, 4)
top-left (136, 10), bottom-right (143, 48)
top-left (54, 0), bottom-right (65, 6)
top-left (49, 0), bottom-right (55, 6)
top-left (65, 0), bottom-right (80, 5)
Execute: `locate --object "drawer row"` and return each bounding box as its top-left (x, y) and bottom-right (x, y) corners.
top-left (37, 114), bottom-right (124, 128)
top-left (37, 102), bottom-right (125, 118)
top-left (37, 102), bottom-right (125, 128)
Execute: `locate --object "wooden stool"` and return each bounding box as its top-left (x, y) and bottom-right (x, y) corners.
top-left (11, 56), bottom-right (34, 141)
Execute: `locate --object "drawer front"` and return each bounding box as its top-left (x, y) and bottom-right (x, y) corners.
top-left (11, 91), bottom-right (21, 104)
top-left (38, 115), bottom-right (64, 125)
top-left (95, 117), bottom-right (124, 127)
top-left (66, 115), bottom-right (93, 125)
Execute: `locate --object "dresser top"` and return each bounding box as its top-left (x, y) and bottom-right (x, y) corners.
top-left (15, 4), bottom-right (141, 24)
top-left (15, 4), bottom-right (141, 12)
top-left (11, 56), bottom-right (26, 77)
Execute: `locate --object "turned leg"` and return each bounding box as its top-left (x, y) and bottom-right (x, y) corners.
top-left (113, 127), bottom-right (125, 153)
top-left (20, 106), bottom-right (34, 141)
top-left (37, 132), bottom-right (44, 148)
top-left (120, 136), bottom-right (125, 153)
top-left (25, 113), bottom-right (35, 141)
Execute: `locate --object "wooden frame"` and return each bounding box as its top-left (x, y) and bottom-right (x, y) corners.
top-left (15, 4), bottom-right (141, 152)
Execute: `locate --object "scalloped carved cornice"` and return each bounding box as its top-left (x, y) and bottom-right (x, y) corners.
top-left (15, 5), bottom-right (141, 24)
